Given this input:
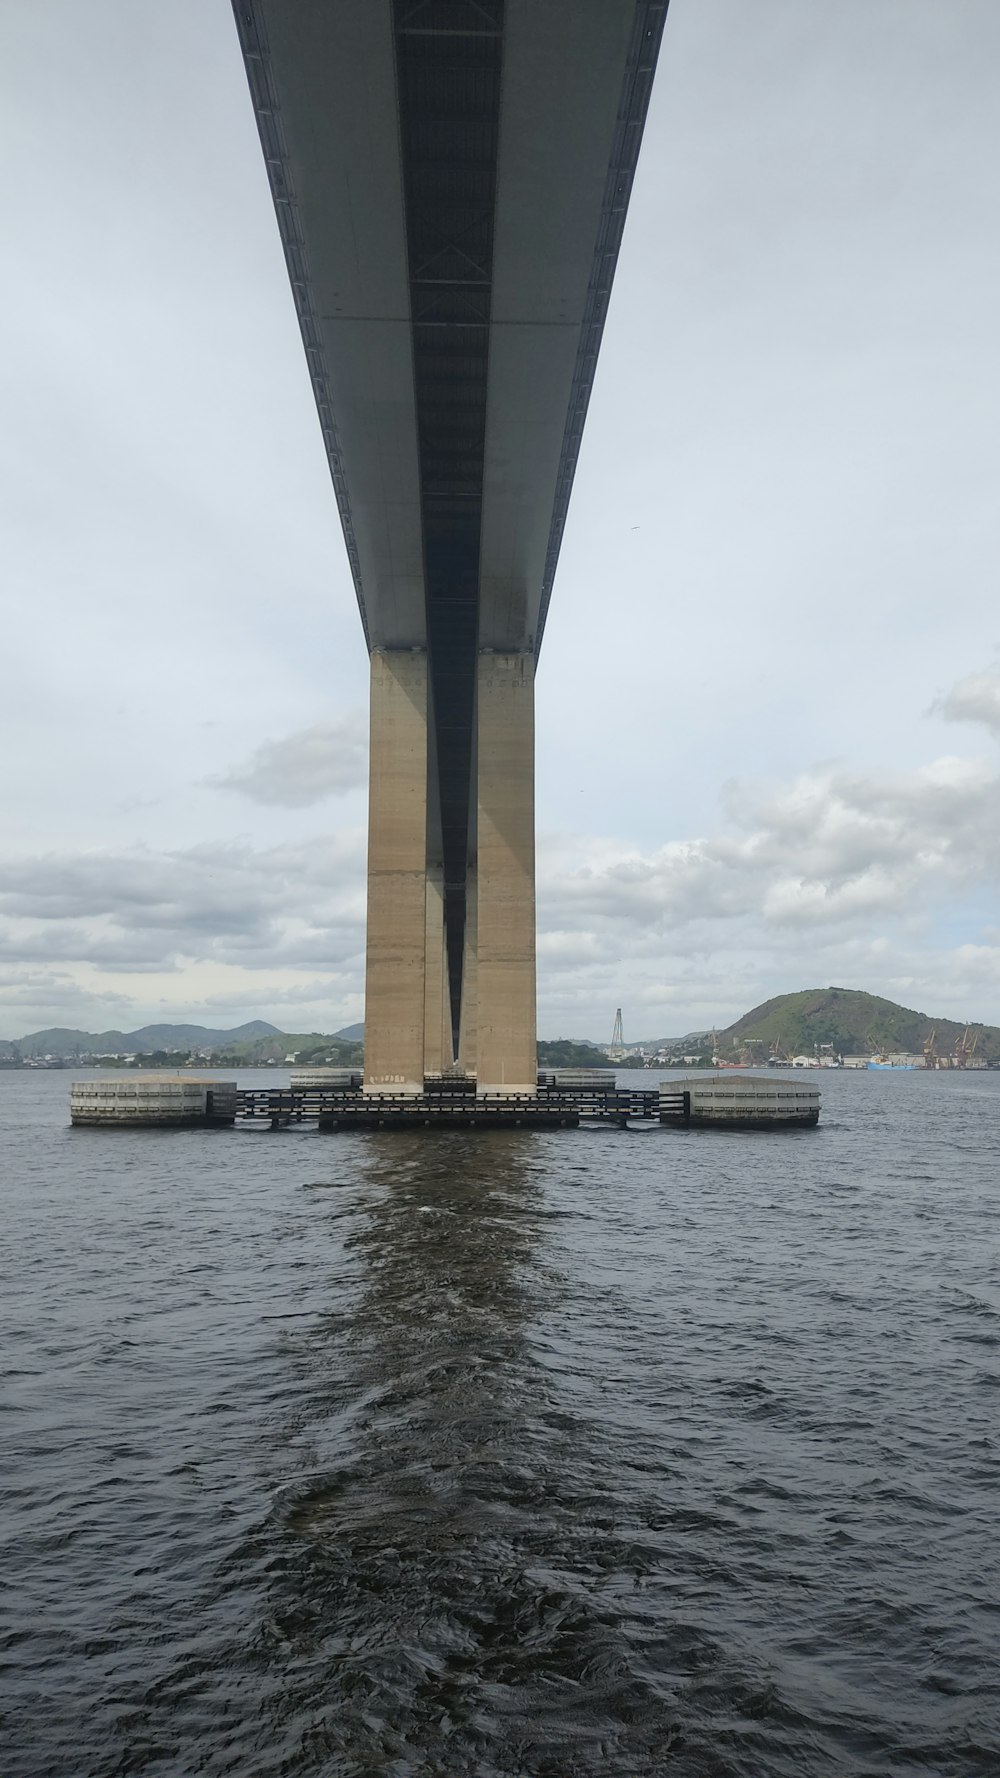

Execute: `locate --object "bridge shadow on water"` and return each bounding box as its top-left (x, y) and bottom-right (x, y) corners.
top-left (259, 1132), bottom-right (686, 1778)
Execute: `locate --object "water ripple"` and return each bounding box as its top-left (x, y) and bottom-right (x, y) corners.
top-left (2, 1069), bottom-right (1000, 1774)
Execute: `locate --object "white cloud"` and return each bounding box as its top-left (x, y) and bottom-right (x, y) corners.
top-left (0, 969), bottom-right (133, 1014)
top-left (541, 751), bottom-right (1000, 948)
top-left (934, 666), bottom-right (1000, 741)
top-left (2, 668), bottom-right (1000, 1037)
top-left (0, 833), bottom-right (366, 992)
top-left (210, 715), bottom-right (368, 806)
top-left (531, 709), bottom-right (1000, 1031)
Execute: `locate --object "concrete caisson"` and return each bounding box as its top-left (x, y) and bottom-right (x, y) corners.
top-left (663, 1075), bottom-right (820, 1128)
top-left (538, 1069), bottom-right (616, 1092)
top-left (290, 1069), bottom-right (363, 1092)
top-left (70, 1076), bottom-right (238, 1128)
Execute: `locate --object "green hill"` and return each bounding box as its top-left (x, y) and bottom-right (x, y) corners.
top-left (10, 1021), bottom-right (282, 1059)
top-left (719, 987), bottom-right (999, 1063)
top-left (537, 1039), bottom-right (614, 1067)
top-left (206, 1031), bottom-right (363, 1066)
top-left (4, 994), bottom-right (996, 1071)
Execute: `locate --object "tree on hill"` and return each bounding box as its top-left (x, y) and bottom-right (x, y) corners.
top-left (537, 1039), bottom-right (614, 1068)
top-left (719, 987), bottom-right (1000, 1063)
top-left (207, 1032), bottom-right (364, 1067)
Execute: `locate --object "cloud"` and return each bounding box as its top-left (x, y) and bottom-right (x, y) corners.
top-left (187, 978), bottom-right (359, 1013)
top-left (933, 667), bottom-right (1000, 741)
top-left (210, 715), bottom-right (368, 806)
top-left (529, 701), bottom-right (1000, 1030)
top-left (2, 667), bottom-right (1000, 1036)
top-left (540, 741), bottom-right (1000, 953)
top-left (0, 969), bottom-right (133, 1013)
top-left (0, 832), bottom-right (367, 980)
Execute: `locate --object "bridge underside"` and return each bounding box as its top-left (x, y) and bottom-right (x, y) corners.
top-left (234, 0), bottom-right (667, 1089)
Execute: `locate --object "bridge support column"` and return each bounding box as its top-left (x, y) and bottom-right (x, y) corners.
top-left (475, 653), bottom-right (537, 1095)
top-left (363, 648), bottom-right (428, 1093)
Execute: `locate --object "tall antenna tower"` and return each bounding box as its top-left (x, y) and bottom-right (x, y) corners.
top-left (610, 1008), bottom-right (625, 1055)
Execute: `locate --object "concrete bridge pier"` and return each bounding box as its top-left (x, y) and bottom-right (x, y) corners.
top-left (362, 647), bottom-right (537, 1096)
top-left (475, 652), bottom-right (537, 1096)
top-left (363, 648), bottom-right (430, 1094)
top-left (233, 0), bottom-right (669, 1108)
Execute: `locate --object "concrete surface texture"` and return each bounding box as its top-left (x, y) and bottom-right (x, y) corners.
top-left (362, 650), bottom-right (538, 1095)
top-left (363, 649), bottom-right (430, 1093)
top-left (70, 1077), bottom-right (237, 1126)
top-left (666, 1076), bottom-right (822, 1126)
top-left (475, 653), bottom-right (537, 1094)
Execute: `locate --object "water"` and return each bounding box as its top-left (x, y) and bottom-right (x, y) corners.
top-left (3, 1067), bottom-right (1000, 1776)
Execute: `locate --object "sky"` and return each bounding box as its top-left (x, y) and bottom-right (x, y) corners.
top-left (2, 0), bottom-right (1000, 1042)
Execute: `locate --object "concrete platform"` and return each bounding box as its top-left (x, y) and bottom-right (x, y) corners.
top-left (321, 1102), bottom-right (580, 1131)
top-left (67, 1078), bottom-right (820, 1132)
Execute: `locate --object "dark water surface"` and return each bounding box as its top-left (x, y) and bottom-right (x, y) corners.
top-left (3, 1067), bottom-right (1000, 1776)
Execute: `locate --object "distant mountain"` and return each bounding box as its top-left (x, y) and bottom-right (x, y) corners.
top-left (210, 1031), bottom-right (363, 1065)
top-left (8, 1021), bottom-right (283, 1058)
top-left (719, 988), bottom-right (999, 1063)
top-left (6, 991), bottom-right (995, 1067)
top-left (127, 1020), bottom-right (282, 1048)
